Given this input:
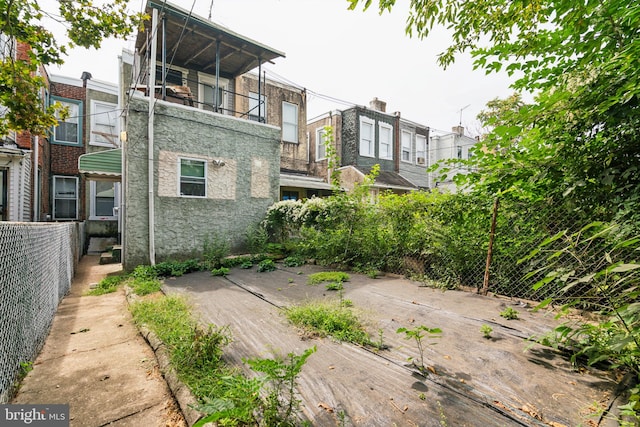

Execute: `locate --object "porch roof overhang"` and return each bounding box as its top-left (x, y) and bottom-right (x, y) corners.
top-left (136, 1), bottom-right (285, 78)
top-left (280, 173), bottom-right (334, 191)
top-left (78, 149), bottom-right (122, 179)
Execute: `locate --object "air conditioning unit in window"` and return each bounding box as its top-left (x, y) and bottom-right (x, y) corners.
top-left (417, 157), bottom-right (426, 165)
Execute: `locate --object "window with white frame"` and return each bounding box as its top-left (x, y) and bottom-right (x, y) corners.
top-left (401, 130), bottom-right (412, 162)
top-left (416, 134), bottom-right (427, 165)
top-left (52, 98), bottom-right (82, 145)
top-left (248, 92), bottom-right (267, 122)
top-left (379, 122), bottom-right (393, 160)
top-left (359, 116), bottom-right (375, 157)
top-left (90, 101), bottom-right (119, 146)
top-left (198, 73), bottom-right (228, 113)
top-left (0, 31), bottom-right (15, 60)
top-left (90, 180), bottom-right (119, 219)
top-left (53, 176), bottom-right (78, 220)
top-left (316, 128), bottom-right (328, 161)
top-left (282, 102), bottom-right (298, 143)
top-left (179, 158), bottom-right (206, 197)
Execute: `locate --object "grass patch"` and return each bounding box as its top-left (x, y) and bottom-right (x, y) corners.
top-left (86, 275), bottom-right (127, 295)
top-left (131, 278), bottom-right (163, 296)
top-left (307, 271), bottom-right (350, 285)
top-left (285, 300), bottom-right (371, 346)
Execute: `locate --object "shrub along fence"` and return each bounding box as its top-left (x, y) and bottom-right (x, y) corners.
top-left (0, 222), bottom-right (83, 403)
top-left (263, 191), bottom-right (627, 303)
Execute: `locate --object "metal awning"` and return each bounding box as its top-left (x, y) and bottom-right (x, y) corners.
top-left (280, 174), bottom-right (334, 191)
top-left (78, 149), bottom-right (122, 178)
top-left (136, 1), bottom-right (285, 78)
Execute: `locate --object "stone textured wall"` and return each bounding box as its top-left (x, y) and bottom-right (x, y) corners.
top-left (340, 107), bottom-right (396, 172)
top-left (123, 96), bottom-right (280, 269)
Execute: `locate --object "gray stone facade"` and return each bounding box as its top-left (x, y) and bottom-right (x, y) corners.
top-left (123, 95), bottom-right (281, 269)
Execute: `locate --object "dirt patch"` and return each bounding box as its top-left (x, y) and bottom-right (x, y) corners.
top-left (163, 264), bottom-right (619, 426)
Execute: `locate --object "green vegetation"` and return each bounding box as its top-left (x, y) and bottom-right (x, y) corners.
top-left (285, 300), bottom-right (372, 346)
top-left (283, 256), bottom-right (305, 267)
top-left (307, 271), bottom-right (350, 285)
top-left (132, 295), bottom-right (314, 426)
top-left (499, 307), bottom-right (519, 320)
top-left (86, 275), bottom-right (127, 296)
top-left (480, 325), bottom-right (493, 339)
top-left (210, 267), bottom-right (230, 277)
top-left (257, 259), bottom-right (277, 272)
top-left (325, 282), bottom-right (343, 291)
top-left (0, 1), bottom-right (145, 137)
top-left (397, 325), bottom-right (442, 373)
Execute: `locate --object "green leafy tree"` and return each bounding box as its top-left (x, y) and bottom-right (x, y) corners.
top-left (349, 0), bottom-right (640, 222)
top-left (0, 0), bottom-right (146, 136)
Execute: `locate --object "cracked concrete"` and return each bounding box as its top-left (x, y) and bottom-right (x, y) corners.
top-left (11, 255), bottom-right (185, 427)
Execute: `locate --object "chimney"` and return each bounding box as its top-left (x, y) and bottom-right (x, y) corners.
top-left (369, 97), bottom-right (386, 112)
top-left (452, 125), bottom-right (464, 136)
top-left (81, 71), bottom-right (92, 88)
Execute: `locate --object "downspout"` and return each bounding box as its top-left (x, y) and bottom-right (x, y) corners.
top-left (215, 39), bottom-right (220, 112)
top-left (118, 53), bottom-right (125, 247)
top-left (257, 60), bottom-right (262, 122)
top-left (33, 135), bottom-right (39, 221)
top-left (161, 13), bottom-right (166, 100)
top-left (394, 112), bottom-right (400, 172)
top-left (148, 8), bottom-right (158, 265)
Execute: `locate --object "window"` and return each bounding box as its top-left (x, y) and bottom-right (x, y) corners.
top-left (359, 116), bottom-right (375, 157)
top-left (416, 134), bottom-right (427, 165)
top-left (379, 122), bottom-right (393, 160)
top-left (179, 158), bottom-right (206, 197)
top-left (316, 128), bottom-right (328, 161)
top-left (282, 190), bottom-right (299, 201)
top-left (0, 31), bottom-right (15, 60)
top-left (53, 176), bottom-right (78, 220)
top-left (52, 98), bottom-right (82, 145)
top-left (401, 130), bottom-right (412, 162)
top-left (457, 146), bottom-right (463, 159)
top-left (156, 65), bottom-right (184, 86)
top-left (90, 101), bottom-right (119, 146)
top-left (282, 102), bottom-right (298, 143)
top-left (198, 73), bottom-right (228, 113)
top-left (90, 181), bottom-right (119, 219)
top-left (249, 92), bottom-right (267, 122)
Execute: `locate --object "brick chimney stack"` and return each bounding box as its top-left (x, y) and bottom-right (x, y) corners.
top-left (452, 125), bottom-right (465, 136)
top-left (369, 97), bottom-right (386, 112)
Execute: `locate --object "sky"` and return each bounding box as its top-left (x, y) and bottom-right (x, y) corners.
top-left (48, 0), bottom-right (516, 135)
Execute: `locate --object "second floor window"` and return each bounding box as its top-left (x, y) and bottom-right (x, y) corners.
top-left (359, 117), bottom-right (374, 157)
top-left (416, 134), bottom-right (427, 165)
top-left (282, 102), bottom-right (298, 143)
top-left (53, 98), bottom-right (82, 145)
top-left (401, 130), bottom-right (412, 162)
top-left (249, 92), bottom-right (267, 122)
top-left (316, 128), bottom-right (328, 161)
top-left (90, 101), bottom-right (119, 146)
top-left (379, 123), bottom-right (393, 160)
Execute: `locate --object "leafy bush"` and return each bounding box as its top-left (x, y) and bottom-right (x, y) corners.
top-left (257, 259), bottom-right (277, 272)
top-left (283, 255), bottom-right (305, 267)
top-left (210, 267), bottom-right (230, 277)
top-left (203, 234), bottom-right (230, 269)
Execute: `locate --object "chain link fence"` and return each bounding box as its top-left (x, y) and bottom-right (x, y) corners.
top-left (0, 222), bottom-right (83, 403)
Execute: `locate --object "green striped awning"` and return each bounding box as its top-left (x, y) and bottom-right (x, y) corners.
top-left (78, 149), bottom-right (122, 178)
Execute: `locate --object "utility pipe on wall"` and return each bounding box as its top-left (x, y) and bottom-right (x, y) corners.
top-left (148, 8), bottom-right (158, 265)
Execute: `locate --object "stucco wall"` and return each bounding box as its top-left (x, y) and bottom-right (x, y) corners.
top-left (123, 96), bottom-right (281, 269)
